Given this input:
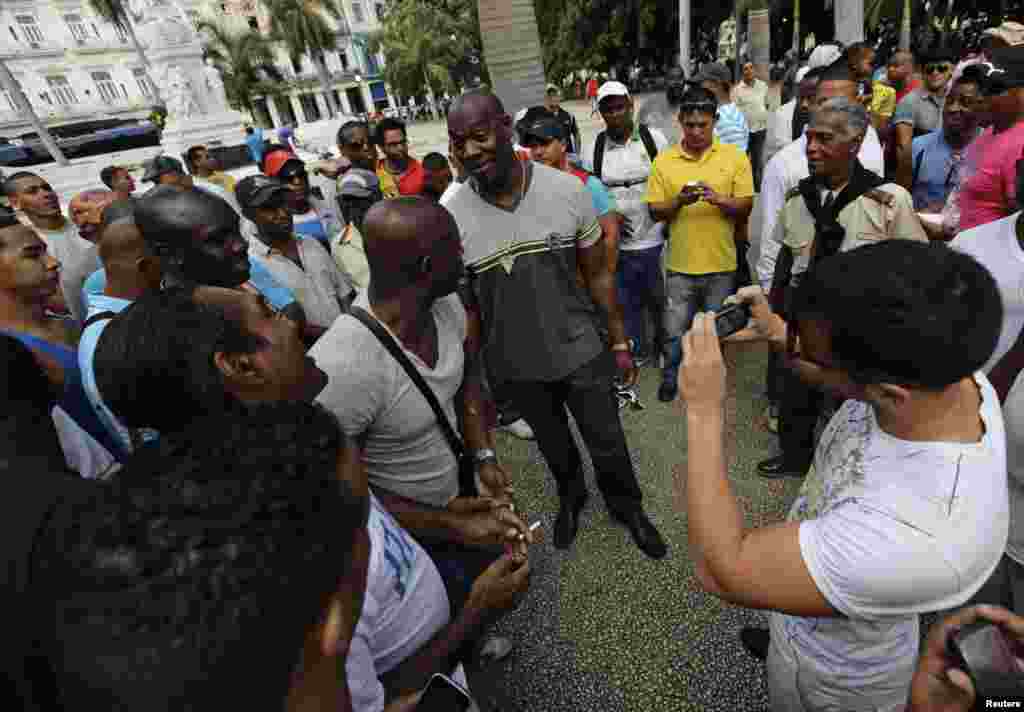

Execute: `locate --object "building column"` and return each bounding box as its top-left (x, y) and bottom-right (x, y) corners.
top-left (678, 0), bottom-right (690, 77)
top-left (361, 83), bottom-right (374, 114)
top-left (290, 93), bottom-right (305, 124)
top-left (337, 87), bottom-right (352, 114)
top-left (266, 96), bottom-right (282, 127)
top-left (314, 92), bottom-right (329, 119)
top-left (385, 83), bottom-right (397, 110)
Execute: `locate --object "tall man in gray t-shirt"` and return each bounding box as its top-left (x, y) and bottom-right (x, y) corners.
top-left (443, 91), bottom-right (667, 559)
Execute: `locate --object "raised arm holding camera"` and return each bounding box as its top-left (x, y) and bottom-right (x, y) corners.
top-left (677, 240), bottom-right (1009, 711)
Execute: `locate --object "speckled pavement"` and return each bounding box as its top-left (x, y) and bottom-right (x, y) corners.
top-left (463, 340), bottom-right (805, 712)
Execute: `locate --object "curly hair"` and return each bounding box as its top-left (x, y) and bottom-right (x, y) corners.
top-left (34, 401), bottom-right (362, 710)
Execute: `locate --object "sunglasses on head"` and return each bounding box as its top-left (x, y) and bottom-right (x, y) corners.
top-left (925, 63), bottom-right (950, 74)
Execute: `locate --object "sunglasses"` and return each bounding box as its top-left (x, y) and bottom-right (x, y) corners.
top-left (925, 63), bottom-right (950, 74)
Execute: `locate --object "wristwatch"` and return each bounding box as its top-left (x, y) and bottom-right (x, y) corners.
top-left (473, 448), bottom-right (498, 466)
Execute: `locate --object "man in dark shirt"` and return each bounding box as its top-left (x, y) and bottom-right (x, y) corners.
top-left (523, 84), bottom-right (583, 156)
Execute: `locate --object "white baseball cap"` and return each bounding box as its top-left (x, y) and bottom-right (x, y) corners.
top-left (808, 44), bottom-right (844, 70)
top-left (596, 81), bottom-right (630, 104)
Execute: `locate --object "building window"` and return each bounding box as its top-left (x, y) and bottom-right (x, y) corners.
top-left (133, 67), bottom-right (156, 99)
top-left (374, 3), bottom-right (385, 21)
top-left (15, 15), bottom-right (44, 44)
top-left (91, 71), bottom-right (120, 103)
top-left (299, 93), bottom-right (321, 122)
top-left (366, 53), bottom-right (379, 75)
top-left (351, 2), bottom-right (364, 23)
top-left (65, 14), bottom-right (90, 43)
top-left (248, 16), bottom-right (259, 30)
top-left (338, 50), bottom-right (348, 71)
top-left (46, 76), bottom-right (78, 105)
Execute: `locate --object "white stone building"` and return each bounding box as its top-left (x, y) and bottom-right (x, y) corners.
top-left (0, 0), bottom-right (396, 138)
top-left (185, 0), bottom-right (397, 128)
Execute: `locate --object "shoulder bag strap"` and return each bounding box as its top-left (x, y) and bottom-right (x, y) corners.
top-left (349, 306), bottom-right (465, 460)
top-left (593, 131), bottom-right (607, 181)
top-left (638, 124), bottom-right (658, 162)
top-left (82, 310), bottom-right (118, 330)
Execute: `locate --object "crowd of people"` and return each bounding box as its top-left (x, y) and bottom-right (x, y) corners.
top-left (5, 18), bottom-right (1024, 712)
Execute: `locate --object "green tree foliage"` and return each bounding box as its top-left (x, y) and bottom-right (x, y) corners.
top-left (197, 21), bottom-right (281, 113)
top-left (371, 0), bottom-right (485, 99)
top-left (263, 0), bottom-right (343, 115)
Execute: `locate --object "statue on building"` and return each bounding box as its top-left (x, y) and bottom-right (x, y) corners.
top-left (160, 64), bottom-right (199, 122)
top-left (203, 58), bottom-right (230, 113)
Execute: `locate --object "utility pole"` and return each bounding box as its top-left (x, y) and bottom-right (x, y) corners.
top-left (679, 0), bottom-right (690, 77)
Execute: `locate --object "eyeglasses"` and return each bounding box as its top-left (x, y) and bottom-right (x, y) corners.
top-left (925, 63), bottom-right (950, 74)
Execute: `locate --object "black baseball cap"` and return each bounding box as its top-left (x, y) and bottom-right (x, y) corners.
top-left (235, 174), bottom-right (289, 210)
top-left (520, 117), bottom-right (566, 144)
top-left (141, 155), bottom-right (185, 183)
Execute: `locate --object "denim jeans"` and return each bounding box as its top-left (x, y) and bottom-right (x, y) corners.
top-left (662, 271), bottom-right (736, 386)
top-left (616, 244), bottom-right (666, 356)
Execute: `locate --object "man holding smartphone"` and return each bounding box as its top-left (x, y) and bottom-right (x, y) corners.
top-left (645, 86), bottom-right (755, 403)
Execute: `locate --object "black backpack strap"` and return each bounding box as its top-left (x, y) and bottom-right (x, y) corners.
top-left (348, 306), bottom-right (465, 462)
top-left (82, 310), bottom-right (117, 329)
top-left (638, 124), bottom-right (659, 162)
top-left (593, 131), bottom-right (607, 181)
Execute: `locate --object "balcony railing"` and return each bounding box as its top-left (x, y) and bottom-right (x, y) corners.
top-left (71, 36), bottom-right (133, 54)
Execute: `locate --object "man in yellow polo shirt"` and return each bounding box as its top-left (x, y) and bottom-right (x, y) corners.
top-left (646, 85), bottom-right (754, 401)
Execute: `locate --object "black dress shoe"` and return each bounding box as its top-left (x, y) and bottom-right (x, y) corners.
top-left (739, 626), bottom-right (770, 661)
top-left (612, 508), bottom-right (668, 559)
top-left (756, 454), bottom-right (811, 479)
top-left (554, 494), bottom-right (588, 550)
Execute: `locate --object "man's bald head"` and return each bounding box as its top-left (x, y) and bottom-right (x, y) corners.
top-left (450, 90), bottom-right (505, 119)
top-left (363, 197), bottom-right (463, 299)
top-left (134, 185), bottom-right (249, 288)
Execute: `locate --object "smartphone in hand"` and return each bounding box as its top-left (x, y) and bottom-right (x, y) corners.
top-left (948, 622), bottom-right (1024, 701)
top-left (715, 303), bottom-right (752, 340)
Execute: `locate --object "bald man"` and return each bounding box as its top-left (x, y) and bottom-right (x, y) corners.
top-left (69, 190), bottom-right (116, 244)
top-left (311, 197), bottom-right (534, 610)
top-left (442, 90), bottom-right (666, 558)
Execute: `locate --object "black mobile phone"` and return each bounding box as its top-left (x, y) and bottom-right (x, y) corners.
top-left (948, 622), bottom-right (1024, 701)
top-left (415, 673), bottom-right (472, 712)
top-left (715, 303), bottom-right (751, 340)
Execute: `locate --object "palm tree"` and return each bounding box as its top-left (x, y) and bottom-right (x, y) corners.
top-left (263, 0), bottom-right (343, 117)
top-left (477, 0), bottom-right (546, 116)
top-left (0, 61), bottom-right (67, 165)
top-left (87, 0), bottom-right (161, 103)
top-left (197, 21), bottom-right (281, 114)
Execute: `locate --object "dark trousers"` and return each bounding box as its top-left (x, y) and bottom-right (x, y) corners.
top-left (749, 129), bottom-right (767, 189)
top-left (616, 244), bottom-right (667, 356)
top-left (778, 355), bottom-right (823, 464)
top-left (500, 351), bottom-right (644, 515)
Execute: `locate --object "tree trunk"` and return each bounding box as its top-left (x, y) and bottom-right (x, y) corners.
top-left (422, 68), bottom-right (437, 119)
top-left (125, 18), bottom-right (162, 104)
top-left (899, 0), bottom-right (912, 50)
top-left (314, 53), bottom-right (338, 117)
top-left (0, 61), bottom-right (67, 166)
top-left (477, 0), bottom-right (545, 118)
top-left (792, 0), bottom-right (800, 55)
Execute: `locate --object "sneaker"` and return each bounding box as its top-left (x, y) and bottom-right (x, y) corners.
top-left (498, 418), bottom-right (535, 440)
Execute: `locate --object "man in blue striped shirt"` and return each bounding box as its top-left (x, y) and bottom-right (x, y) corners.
top-left (695, 63), bottom-right (750, 152)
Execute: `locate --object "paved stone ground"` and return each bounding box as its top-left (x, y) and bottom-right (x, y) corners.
top-left (402, 99), bottom-right (794, 711)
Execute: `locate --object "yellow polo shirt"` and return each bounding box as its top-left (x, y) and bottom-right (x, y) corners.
top-left (645, 139), bottom-right (754, 275)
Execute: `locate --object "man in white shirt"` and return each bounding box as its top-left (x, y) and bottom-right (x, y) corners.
top-left (681, 239), bottom-right (1008, 710)
top-left (5, 171), bottom-right (99, 319)
top-left (581, 80), bottom-right (670, 365)
top-left (762, 66), bottom-right (814, 172)
top-left (236, 174), bottom-right (354, 339)
top-left (733, 61), bottom-right (770, 185)
top-left (953, 209), bottom-right (1024, 613)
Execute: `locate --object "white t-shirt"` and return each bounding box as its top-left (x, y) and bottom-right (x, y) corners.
top-left (952, 212), bottom-right (1024, 372)
top-left (1003, 371), bottom-right (1024, 565)
top-left (580, 127), bottom-right (670, 251)
top-left (310, 292), bottom-right (467, 507)
top-left (771, 373), bottom-right (1008, 705)
top-left (346, 496), bottom-right (457, 712)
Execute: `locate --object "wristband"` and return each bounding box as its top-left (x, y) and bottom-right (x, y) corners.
top-left (611, 342), bottom-right (631, 352)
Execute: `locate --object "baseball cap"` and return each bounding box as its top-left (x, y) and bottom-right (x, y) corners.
top-left (596, 80), bottom-right (630, 104)
top-left (520, 117), bottom-right (566, 144)
top-left (692, 63), bottom-right (732, 85)
top-left (337, 168), bottom-right (381, 199)
top-left (983, 21), bottom-right (1024, 47)
top-left (235, 174), bottom-right (289, 210)
top-left (141, 155), bottom-right (185, 183)
top-left (807, 44), bottom-right (844, 70)
top-left (263, 149), bottom-right (303, 179)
